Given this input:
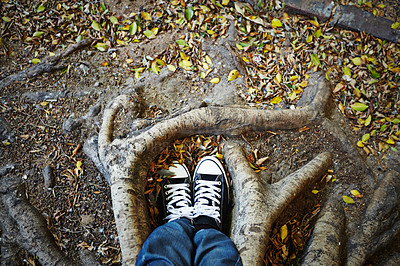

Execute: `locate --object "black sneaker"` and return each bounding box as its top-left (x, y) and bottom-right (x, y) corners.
top-left (193, 156), bottom-right (229, 231)
top-left (156, 162), bottom-right (194, 224)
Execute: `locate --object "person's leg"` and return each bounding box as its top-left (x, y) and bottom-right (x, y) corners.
top-left (192, 156), bottom-right (242, 265)
top-left (136, 162), bottom-right (195, 265)
top-left (136, 218), bottom-right (196, 266)
top-left (194, 228), bottom-right (242, 266)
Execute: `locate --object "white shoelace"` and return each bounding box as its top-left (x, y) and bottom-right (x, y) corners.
top-left (193, 180), bottom-right (222, 223)
top-left (165, 183), bottom-right (193, 221)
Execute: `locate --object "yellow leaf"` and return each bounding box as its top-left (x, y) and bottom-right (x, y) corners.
top-left (365, 115), bottom-right (372, 127)
top-left (275, 72), bottom-right (282, 84)
top-left (351, 189), bottom-right (363, 198)
top-left (283, 13), bottom-right (290, 20)
top-left (299, 80), bottom-right (308, 87)
top-left (392, 22), bottom-right (400, 29)
top-left (202, 62), bottom-right (209, 70)
top-left (228, 69), bottom-right (239, 81)
top-left (333, 83), bottom-right (345, 93)
top-left (216, 152), bottom-right (223, 160)
top-left (357, 140), bottom-right (365, 147)
top-left (339, 102), bottom-right (344, 114)
top-left (206, 55), bottom-right (213, 66)
top-left (210, 78), bottom-right (220, 83)
top-left (222, 0), bottom-right (230, 5)
top-left (280, 224), bottom-right (288, 241)
top-left (142, 12), bottom-right (151, 20)
top-left (312, 190), bottom-right (319, 194)
top-left (207, 29), bottom-right (215, 35)
top-left (352, 57), bottom-right (362, 66)
top-left (387, 138), bottom-right (395, 145)
top-left (248, 87), bottom-right (257, 94)
top-left (290, 75), bottom-right (298, 82)
top-left (179, 60), bottom-right (192, 70)
top-left (126, 59), bottom-right (134, 64)
top-left (271, 18), bottom-right (282, 28)
top-left (343, 195), bottom-right (355, 204)
top-left (180, 51), bottom-right (189, 60)
top-left (309, 19), bottom-right (319, 27)
top-left (243, 56), bottom-right (249, 63)
top-left (270, 96), bottom-right (282, 104)
top-left (31, 58), bottom-right (41, 64)
top-left (306, 35), bottom-right (313, 43)
top-left (167, 64), bottom-right (176, 72)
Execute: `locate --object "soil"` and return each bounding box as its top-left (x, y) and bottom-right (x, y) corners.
top-left (0, 0), bottom-right (398, 265)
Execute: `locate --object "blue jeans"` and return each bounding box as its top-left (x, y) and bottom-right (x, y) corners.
top-left (136, 218), bottom-right (242, 266)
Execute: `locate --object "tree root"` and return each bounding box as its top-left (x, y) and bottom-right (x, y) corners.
top-left (0, 176), bottom-right (100, 265)
top-left (347, 170), bottom-right (400, 265)
top-left (301, 168), bottom-right (400, 266)
top-left (86, 71), bottom-right (332, 264)
top-left (222, 142), bottom-right (332, 265)
top-left (0, 38), bottom-right (93, 90)
top-left (0, 177), bottom-right (77, 265)
top-left (301, 194), bottom-right (345, 265)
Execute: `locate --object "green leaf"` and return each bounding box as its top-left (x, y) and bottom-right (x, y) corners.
top-left (343, 195), bottom-right (355, 204)
top-left (362, 133), bottom-right (370, 142)
top-left (94, 42), bottom-right (107, 51)
top-left (129, 22), bottom-right (137, 35)
top-left (176, 39), bottom-right (188, 46)
top-left (392, 118), bottom-right (400, 124)
top-left (314, 28), bottom-right (321, 38)
top-left (238, 42), bottom-right (251, 47)
top-left (100, 2), bottom-right (107, 12)
top-left (344, 66), bottom-right (351, 77)
top-left (2, 16), bottom-right (11, 22)
top-left (380, 124), bottom-right (388, 132)
top-left (185, 7), bottom-right (194, 21)
top-left (33, 31), bottom-right (44, 37)
top-left (91, 21), bottom-right (101, 31)
top-left (351, 102), bottom-right (369, 111)
top-left (110, 16), bottom-right (119, 25)
top-left (144, 30), bottom-right (155, 38)
top-left (76, 35), bottom-right (83, 43)
top-left (37, 4), bottom-right (45, 13)
top-left (151, 61), bottom-right (160, 74)
top-left (310, 54), bottom-right (321, 67)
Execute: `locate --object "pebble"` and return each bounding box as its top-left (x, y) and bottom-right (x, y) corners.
top-left (42, 165), bottom-right (55, 189)
top-left (62, 118), bottom-right (84, 134)
top-left (0, 163), bottom-right (15, 176)
top-left (0, 116), bottom-right (15, 143)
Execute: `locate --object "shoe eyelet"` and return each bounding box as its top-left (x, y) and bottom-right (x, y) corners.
top-left (218, 181), bottom-right (221, 185)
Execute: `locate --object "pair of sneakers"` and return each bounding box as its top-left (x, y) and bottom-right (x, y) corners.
top-left (156, 156), bottom-right (229, 231)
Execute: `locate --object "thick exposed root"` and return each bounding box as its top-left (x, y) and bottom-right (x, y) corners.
top-left (347, 170), bottom-right (400, 265)
top-left (301, 195), bottom-right (345, 266)
top-left (222, 142), bottom-right (332, 265)
top-left (0, 177), bottom-right (77, 265)
top-left (91, 72), bottom-right (331, 264)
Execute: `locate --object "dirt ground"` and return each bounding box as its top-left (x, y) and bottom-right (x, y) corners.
top-left (0, 0), bottom-right (399, 265)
